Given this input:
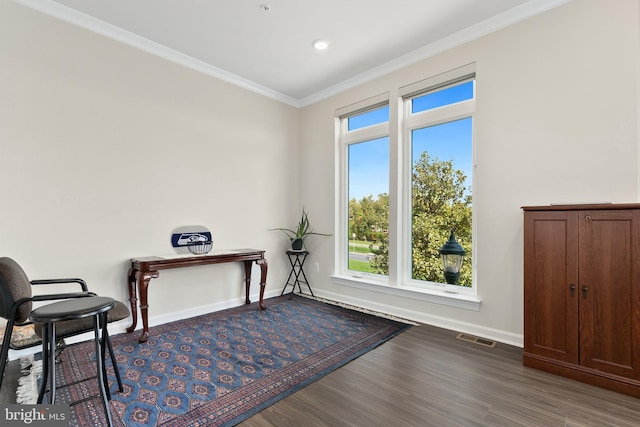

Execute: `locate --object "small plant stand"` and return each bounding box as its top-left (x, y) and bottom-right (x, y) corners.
top-left (281, 250), bottom-right (314, 297)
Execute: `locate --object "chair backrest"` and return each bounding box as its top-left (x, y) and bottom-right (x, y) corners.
top-left (0, 257), bottom-right (33, 323)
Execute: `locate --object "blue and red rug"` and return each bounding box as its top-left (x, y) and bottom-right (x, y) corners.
top-left (47, 295), bottom-right (411, 426)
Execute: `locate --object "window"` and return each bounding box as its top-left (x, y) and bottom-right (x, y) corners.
top-left (407, 83), bottom-right (474, 288)
top-left (348, 106), bottom-right (389, 131)
top-left (411, 80), bottom-right (474, 113)
top-left (336, 64), bottom-right (476, 302)
top-left (342, 104), bottom-right (389, 276)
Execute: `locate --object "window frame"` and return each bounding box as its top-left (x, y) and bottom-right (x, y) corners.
top-left (401, 78), bottom-right (476, 295)
top-left (337, 95), bottom-right (390, 281)
top-left (333, 64), bottom-right (480, 310)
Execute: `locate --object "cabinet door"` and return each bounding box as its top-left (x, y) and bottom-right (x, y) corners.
top-left (524, 210), bottom-right (579, 363)
top-left (579, 210), bottom-right (640, 379)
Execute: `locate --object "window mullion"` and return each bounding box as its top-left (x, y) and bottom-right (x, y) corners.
top-left (387, 93), bottom-right (400, 287)
top-left (342, 122), bottom-right (388, 145)
top-left (401, 105), bottom-right (413, 288)
top-left (406, 100), bottom-right (474, 130)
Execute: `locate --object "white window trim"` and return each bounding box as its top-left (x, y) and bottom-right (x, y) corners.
top-left (331, 273), bottom-right (480, 311)
top-left (398, 63), bottom-right (476, 98)
top-left (333, 64), bottom-right (481, 311)
top-left (402, 95), bottom-right (476, 297)
top-left (335, 93), bottom-right (390, 280)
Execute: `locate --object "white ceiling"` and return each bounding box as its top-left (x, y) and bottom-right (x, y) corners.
top-left (17, 0), bottom-right (569, 106)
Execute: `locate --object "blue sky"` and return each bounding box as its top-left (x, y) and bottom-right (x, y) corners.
top-left (349, 137), bottom-right (389, 200)
top-left (412, 117), bottom-right (473, 186)
top-left (348, 81), bottom-right (473, 201)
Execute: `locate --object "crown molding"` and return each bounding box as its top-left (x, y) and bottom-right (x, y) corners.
top-left (298, 0), bottom-right (572, 107)
top-left (13, 0), bottom-right (570, 109)
top-left (11, 0), bottom-right (302, 107)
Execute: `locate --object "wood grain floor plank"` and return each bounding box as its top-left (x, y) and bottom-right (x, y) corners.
top-left (3, 323), bottom-right (639, 426)
top-left (240, 324), bottom-right (640, 427)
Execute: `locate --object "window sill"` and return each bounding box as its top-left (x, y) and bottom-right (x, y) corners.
top-left (330, 274), bottom-right (481, 311)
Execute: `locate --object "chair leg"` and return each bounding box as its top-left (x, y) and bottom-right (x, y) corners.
top-left (93, 316), bottom-right (113, 427)
top-left (37, 324), bottom-right (49, 404)
top-left (0, 320), bottom-right (15, 391)
top-left (98, 313), bottom-right (112, 401)
top-left (97, 313), bottom-right (123, 394)
top-left (105, 333), bottom-right (123, 393)
top-left (37, 323), bottom-right (57, 404)
top-left (47, 323), bottom-right (57, 404)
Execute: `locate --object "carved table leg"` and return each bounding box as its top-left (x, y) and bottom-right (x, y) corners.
top-left (126, 268), bottom-right (138, 333)
top-left (257, 258), bottom-right (268, 310)
top-left (244, 260), bottom-right (252, 304)
top-left (138, 270), bottom-right (159, 343)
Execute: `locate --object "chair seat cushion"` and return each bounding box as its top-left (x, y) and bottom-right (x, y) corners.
top-left (33, 300), bottom-right (129, 339)
top-left (0, 257), bottom-right (33, 323)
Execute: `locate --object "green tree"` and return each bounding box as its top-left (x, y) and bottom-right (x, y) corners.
top-left (349, 194), bottom-right (388, 242)
top-left (348, 198), bottom-right (364, 239)
top-left (370, 152), bottom-right (472, 286)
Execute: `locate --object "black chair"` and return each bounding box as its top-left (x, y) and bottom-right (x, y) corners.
top-left (31, 296), bottom-right (117, 426)
top-left (0, 257), bottom-right (129, 392)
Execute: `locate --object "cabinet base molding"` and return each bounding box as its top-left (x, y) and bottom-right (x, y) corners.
top-left (523, 352), bottom-right (640, 398)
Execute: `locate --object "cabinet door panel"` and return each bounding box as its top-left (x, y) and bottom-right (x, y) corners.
top-left (524, 211), bottom-right (579, 363)
top-left (579, 210), bottom-right (640, 379)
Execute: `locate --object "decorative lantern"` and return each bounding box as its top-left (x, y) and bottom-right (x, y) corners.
top-left (439, 231), bottom-right (466, 285)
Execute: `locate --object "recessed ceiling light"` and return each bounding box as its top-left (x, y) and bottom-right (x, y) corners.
top-left (260, 4), bottom-right (270, 12)
top-left (312, 39), bottom-right (330, 51)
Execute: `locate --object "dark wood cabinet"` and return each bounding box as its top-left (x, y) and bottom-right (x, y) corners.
top-left (523, 204), bottom-right (640, 397)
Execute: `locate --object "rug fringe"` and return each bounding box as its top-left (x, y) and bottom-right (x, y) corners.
top-left (16, 356), bottom-right (42, 405)
top-left (20, 355), bottom-right (34, 372)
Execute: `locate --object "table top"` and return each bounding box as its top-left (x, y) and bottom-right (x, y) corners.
top-left (132, 248), bottom-right (264, 263)
top-left (130, 249), bottom-right (266, 272)
top-left (286, 249), bottom-right (309, 255)
top-left (30, 296), bottom-right (116, 323)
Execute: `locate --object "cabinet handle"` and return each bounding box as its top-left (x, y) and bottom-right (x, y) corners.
top-left (569, 284), bottom-right (576, 295)
top-left (582, 285), bottom-right (589, 297)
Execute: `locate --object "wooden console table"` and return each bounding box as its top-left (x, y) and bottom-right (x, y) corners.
top-left (126, 249), bottom-right (267, 343)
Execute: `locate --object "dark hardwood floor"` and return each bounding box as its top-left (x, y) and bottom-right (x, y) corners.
top-left (239, 324), bottom-right (640, 427)
top-left (2, 324), bottom-right (639, 426)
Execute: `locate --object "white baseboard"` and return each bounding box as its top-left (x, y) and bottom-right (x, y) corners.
top-left (8, 289), bottom-right (282, 361)
top-left (129, 289), bottom-right (282, 333)
top-left (311, 288), bottom-right (524, 348)
top-left (9, 288), bottom-right (521, 363)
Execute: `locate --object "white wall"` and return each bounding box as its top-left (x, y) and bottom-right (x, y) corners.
top-left (0, 1), bottom-right (300, 336)
top-left (299, 0), bottom-right (640, 346)
top-left (2, 0), bottom-right (639, 350)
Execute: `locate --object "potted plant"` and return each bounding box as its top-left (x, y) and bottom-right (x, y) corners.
top-left (270, 208), bottom-right (332, 250)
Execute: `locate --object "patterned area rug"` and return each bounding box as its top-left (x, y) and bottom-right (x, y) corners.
top-left (34, 295), bottom-right (411, 426)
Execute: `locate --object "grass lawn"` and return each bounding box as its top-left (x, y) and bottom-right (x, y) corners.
top-left (348, 259), bottom-right (374, 273)
top-left (349, 241), bottom-right (379, 254)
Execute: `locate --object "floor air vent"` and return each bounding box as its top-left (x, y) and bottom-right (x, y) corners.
top-left (456, 333), bottom-right (497, 348)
